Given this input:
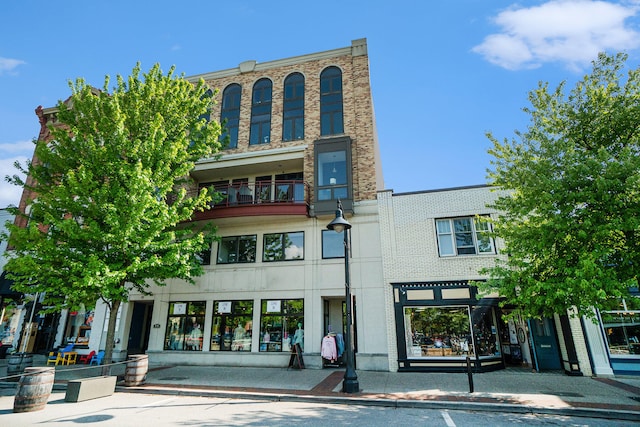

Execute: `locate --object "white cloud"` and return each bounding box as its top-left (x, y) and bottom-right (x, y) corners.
top-left (0, 57), bottom-right (26, 75)
top-left (0, 140), bottom-right (33, 208)
top-left (0, 140), bottom-right (34, 154)
top-left (0, 156), bottom-right (28, 208)
top-left (473, 1), bottom-right (640, 70)
top-left (285, 245), bottom-right (304, 259)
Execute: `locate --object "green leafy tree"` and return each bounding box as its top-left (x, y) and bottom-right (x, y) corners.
top-left (483, 52), bottom-right (640, 320)
top-left (3, 64), bottom-right (222, 366)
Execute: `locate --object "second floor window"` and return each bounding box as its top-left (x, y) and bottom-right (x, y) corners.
top-left (217, 235), bottom-right (257, 264)
top-left (250, 78), bottom-right (272, 145)
top-left (196, 243), bottom-right (212, 265)
top-left (436, 217), bottom-right (494, 257)
top-left (220, 84), bottom-right (241, 149)
top-left (263, 231), bottom-right (304, 261)
top-left (322, 229), bottom-right (345, 259)
top-left (283, 73), bottom-right (305, 141)
top-left (320, 66), bottom-right (344, 136)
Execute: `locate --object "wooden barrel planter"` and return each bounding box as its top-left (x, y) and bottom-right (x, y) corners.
top-left (7, 353), bottom-right (33, 381)
top-left (13, 367), bottom-right (55, 413)
top-left (124, 354), bottom-right (148, 386)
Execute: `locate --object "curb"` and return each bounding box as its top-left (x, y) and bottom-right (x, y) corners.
top-left (116, 383), bottom-right (640, 422)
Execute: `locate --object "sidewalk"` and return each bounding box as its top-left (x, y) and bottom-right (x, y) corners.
top-left (2, 356), bottom-right (640, 421)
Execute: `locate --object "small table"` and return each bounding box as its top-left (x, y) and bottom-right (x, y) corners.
top-left (63, 352), bottom-right (78, 365)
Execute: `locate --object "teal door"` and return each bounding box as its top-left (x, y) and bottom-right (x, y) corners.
top-left (530, 318), bottom-right (561, 370)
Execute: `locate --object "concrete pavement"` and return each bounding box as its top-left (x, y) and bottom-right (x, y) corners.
top-left (2, 356), bottom-right (640, 421)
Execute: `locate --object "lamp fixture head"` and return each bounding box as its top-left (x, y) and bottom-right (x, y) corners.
top-left (327, 199), bottom-right (352, 233)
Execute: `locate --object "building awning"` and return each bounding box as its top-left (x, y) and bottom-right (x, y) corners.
top-left (0, 271), bottom-right (23, 300)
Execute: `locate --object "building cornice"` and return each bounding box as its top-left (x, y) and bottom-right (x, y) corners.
top-left (187, 39), bottom-right (367, 82)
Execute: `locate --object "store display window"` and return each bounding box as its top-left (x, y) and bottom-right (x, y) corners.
top-left (259, 299), bottom-right (304, 352)
top-left (164, 301), bottom-right (206, 351)
top-left (0, 306), bottom-right (19, 346)
top-left (210, 300), bottom-right (253, 351)
top-left (404, 306), bottom-right (473, 358)
top-left (602, 297), bottom-right (640, 355)
top-left (63, 305), bottom-right (94, 347)
top-left (471, 305), bottom-right (501, 357)
top-left (404, 305), bottom-right (500, 358)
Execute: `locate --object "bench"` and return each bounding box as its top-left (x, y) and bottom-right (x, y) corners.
top-left (65, 376), bottom-right (117, 402)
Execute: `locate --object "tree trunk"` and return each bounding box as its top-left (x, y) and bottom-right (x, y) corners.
top-left (101, 299), bottom-right (121, 376)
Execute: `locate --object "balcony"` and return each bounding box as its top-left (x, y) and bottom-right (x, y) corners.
top-left (172, 180), bottom-right (310, 220)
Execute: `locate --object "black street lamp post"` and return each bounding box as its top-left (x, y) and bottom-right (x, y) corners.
top-left (326, 199), bottom-right (359, 393)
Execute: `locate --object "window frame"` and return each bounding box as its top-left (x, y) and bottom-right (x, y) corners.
top-left (282, 73), bottom-right (305, 142)
top-left (210, 300), bottom-right (254, 352)
top-left (220, 84), bottom-right (242, 149)
top-left (435, 216), bottom-right (495, 257)
top-left (164, 301), bottom-right (206, 352)
top-left (320, 66), bottom-right (344, 136)
top-left (249, 78), bottom-right (272, 145)
top-left (217, 235), bottom-right (257, 264)
top-left (196, 242), bottom-right (212, 265)
top-left (259, 298), bottom-right (304, 352)
top-left (313, 136), bottom-right (353, 215)
top-left (322, 229), bottom-right (345, 259)
top-left (262, 231), bottom-right (304, 262)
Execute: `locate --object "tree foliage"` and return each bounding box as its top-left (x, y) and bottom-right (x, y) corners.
top-left (3, 63), bottom-right (222, 362)
top-left (483, 52), bottom-right (640, 320)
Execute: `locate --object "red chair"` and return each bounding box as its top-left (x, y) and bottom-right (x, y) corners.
top-left (78, 350), bottom-right (96, 364)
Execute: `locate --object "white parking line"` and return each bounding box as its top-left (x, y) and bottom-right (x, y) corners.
top-left (140, 397), bottom-right (176, 408)
top-left (441, 410), bottom-right (456, 427)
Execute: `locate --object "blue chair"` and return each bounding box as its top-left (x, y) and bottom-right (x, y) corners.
top-left (89, 350), bottom-right (105, 366)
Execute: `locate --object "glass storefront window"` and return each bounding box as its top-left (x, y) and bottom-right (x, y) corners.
top-left (404, 306), bottom-right (473, 358)
top-left (64, 305), bottom-right (94, 347)
top-left (164, 301), bottom-right (206, 351)
top-left (471, 305), bottom-right (501, 356)
top-left (0, 306), bottom-right (20, 346)
top-left (210, 300), bottom-right (253, 352)
top-left (602, 311), bottom-right (640, 355)
top-left (259, 299), bottom-right (304, 352)
top-left (404, 305), bottom-right (500, 358)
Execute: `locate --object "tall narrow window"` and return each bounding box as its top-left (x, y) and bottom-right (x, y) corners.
top-left (283, 73), bottom-right (305, 141)
top-left (313, 137), bottom-right (353, 215)
top-left (320, 67), bottom-right (343, 136)
top-left (220, 84), bottom-right (241, 149)
top-left (250, 78), bottom-right (272, 145)
top-left (317, 149), bottom-right (348, 201)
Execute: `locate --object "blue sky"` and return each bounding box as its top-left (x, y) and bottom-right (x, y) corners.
top-left (2, 0), bottom-right (640, 208)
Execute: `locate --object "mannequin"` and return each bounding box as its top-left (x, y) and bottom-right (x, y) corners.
top-left (292, 322), bottom-right (304, 351)
top-left (189, 324), bottom-right (202, 350)
top-left (234, 323), bottom-right (245, 341)
top-left (232, 323), bottom-right (245, 351)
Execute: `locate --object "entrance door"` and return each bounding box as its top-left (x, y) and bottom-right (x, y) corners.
top-left (127, 302), bottom-right (153, 355)
top-left (530, 317), bottom-right (561, 370)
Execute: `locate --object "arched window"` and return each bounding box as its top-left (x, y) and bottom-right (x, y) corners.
top-left (320, 67), bottom-right (343, 136)
top-left (220, 84), bottom-right (241, 149)
top-left (283, 73), bottom-right (304, 141)
top-left (250, 78), bottom-right (272, 145)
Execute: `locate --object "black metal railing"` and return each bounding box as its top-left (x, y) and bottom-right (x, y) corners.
top-left (169, 180), bottom-right (310, 208)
